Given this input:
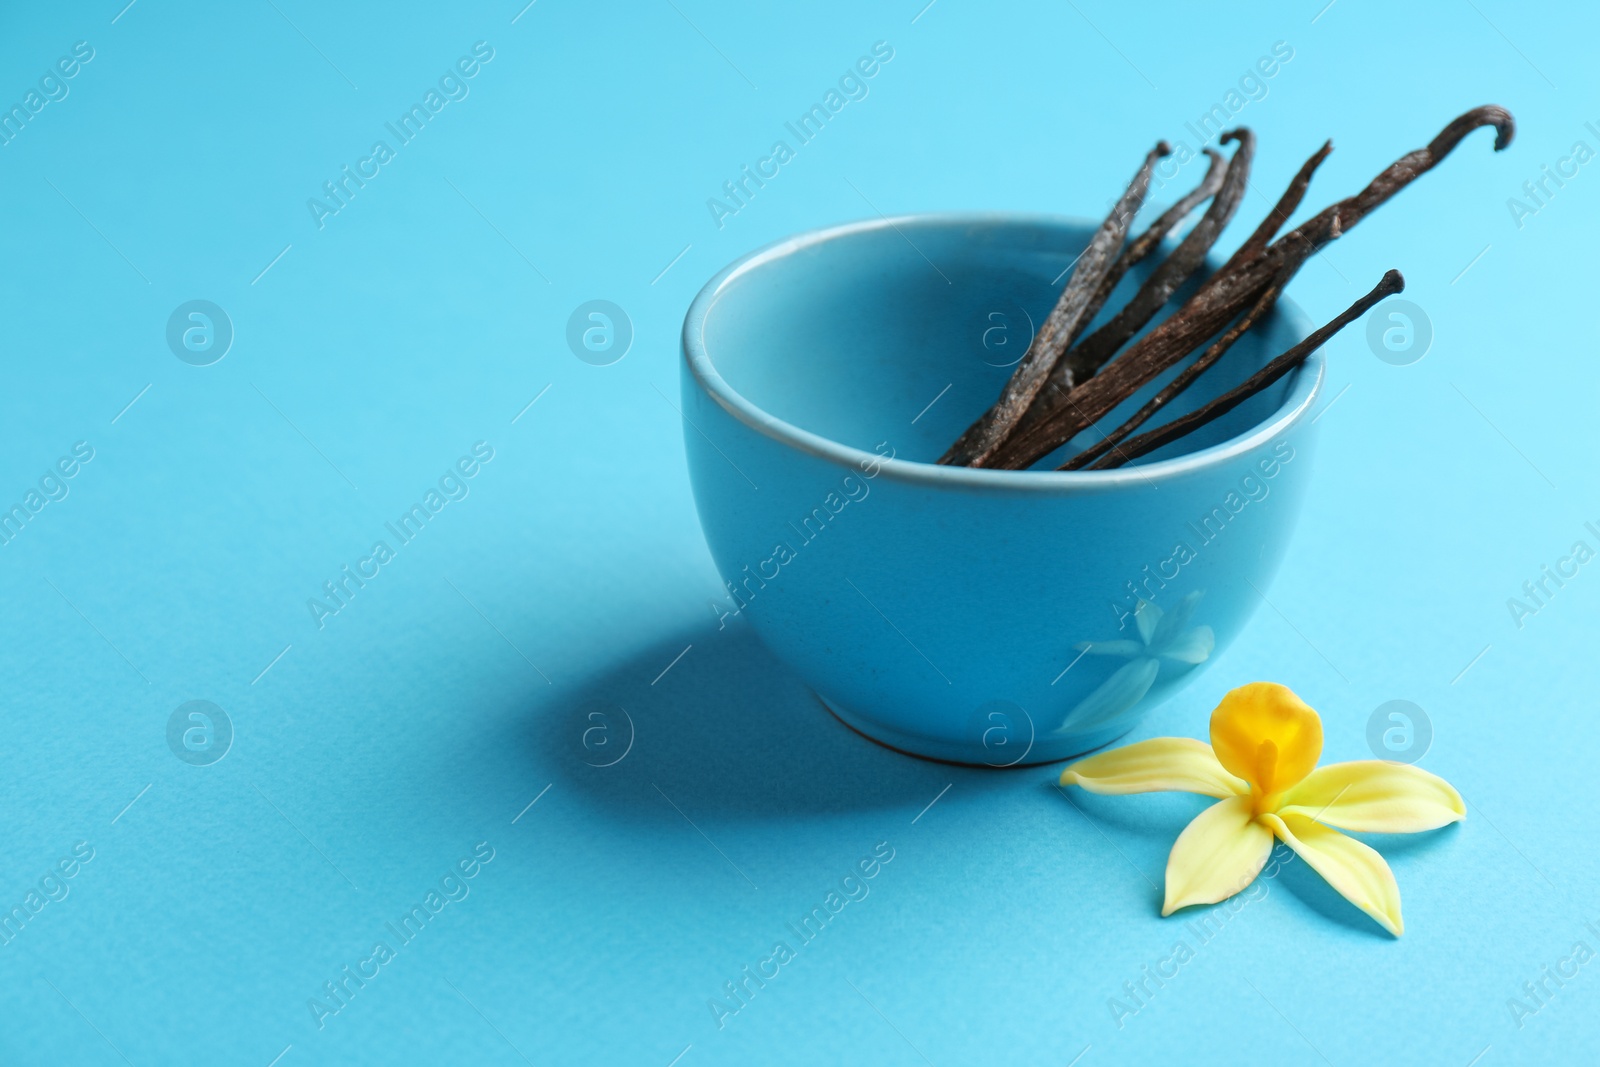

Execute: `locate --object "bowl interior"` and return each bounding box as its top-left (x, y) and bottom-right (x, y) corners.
top-left (699, 215), bottom-right (1311, 469)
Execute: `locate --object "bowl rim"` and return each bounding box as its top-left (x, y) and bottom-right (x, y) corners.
top-left (681, 212), bottom-right (1323, 492)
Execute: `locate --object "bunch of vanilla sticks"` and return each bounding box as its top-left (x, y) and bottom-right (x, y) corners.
top-left (939, 106), bottom-right (1514, 470)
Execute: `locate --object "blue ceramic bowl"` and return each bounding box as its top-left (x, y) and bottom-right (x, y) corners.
top-left (680, 214), bottom-right (1321, 766)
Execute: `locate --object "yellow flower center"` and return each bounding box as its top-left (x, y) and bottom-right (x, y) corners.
top-left (1209, 682), bottom-right (1323, 812)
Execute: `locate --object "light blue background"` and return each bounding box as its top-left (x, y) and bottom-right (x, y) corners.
top-left (0, 1), bottom-right (1594, 1063)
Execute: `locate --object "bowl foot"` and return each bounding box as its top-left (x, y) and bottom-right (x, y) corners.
top-left (815, 692), bottom-right (1137, 768)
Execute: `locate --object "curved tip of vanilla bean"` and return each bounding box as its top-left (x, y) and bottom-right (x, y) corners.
top-left (1220, 127), bottom-right (1253, 147)
top-left (1379, 268), bottom-right (1405, 295)
top-left (1482, 106), bottom-right (1515, 151)
top-left (1154, 139), bottom-right (1173, 157)
top-left (1437, 105), bottom-right (1515, 154)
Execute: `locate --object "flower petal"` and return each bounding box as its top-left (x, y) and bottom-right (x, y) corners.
top-left (1162, 794), bottom-right (1274, 915)
top-left (1061, 737), bottom-right (1247, 797)
top-left (1209, 682), bottom-right (1323, 796)
top-left (1158, 625), bottom-right (1214, 665)
top-left (1259, 812), bottom-right (1404, 936)
top-left (1055, 657), bottom-right (1160, 733)
top-left (1279, 761), bottom-right (1466, 833)
top-left (1149, 590), bottom-right (1203, 648)
top-left (1134, 599), bottom-right (1161, 645)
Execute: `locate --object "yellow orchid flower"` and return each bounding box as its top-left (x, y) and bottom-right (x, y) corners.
top-left (1058, 682), bottom-right (1464, 936)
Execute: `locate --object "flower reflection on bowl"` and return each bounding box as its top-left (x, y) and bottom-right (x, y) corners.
top-left (1057, 591), bottom-right (1215, 735)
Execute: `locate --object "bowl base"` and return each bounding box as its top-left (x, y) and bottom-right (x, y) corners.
top-left (816, 693), bottom-right (1134, 768)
